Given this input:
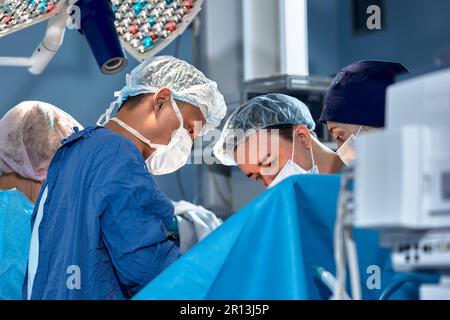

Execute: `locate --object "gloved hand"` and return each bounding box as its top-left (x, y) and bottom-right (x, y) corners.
top-left (172, 201), bottom-right (223, 253)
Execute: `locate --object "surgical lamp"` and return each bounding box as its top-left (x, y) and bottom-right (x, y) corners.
top-left (111, 0), bottom-right (205, 62)
top-left (0, 0), bottom-right (205, 74)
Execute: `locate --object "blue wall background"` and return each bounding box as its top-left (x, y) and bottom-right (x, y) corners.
top-left (307, 0), bottom-right (340, 76)
top-left (308, 0), bottom-right (450, 75)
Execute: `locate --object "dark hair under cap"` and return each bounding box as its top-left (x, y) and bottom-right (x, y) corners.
top-left (320, 60), bottom-right (409, 127)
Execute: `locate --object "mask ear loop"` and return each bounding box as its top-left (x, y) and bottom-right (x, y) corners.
top-left (310, 144), bottom-right (316, 170)
top-left (356, 126), bottom-right (364, 137)
top-left (294, 128), bottom-right (316, 170)
top-left (291, 129), bottom-right (296, 162)
top-left (170, 95), bottom-right (185, 129)
top-left (170, 95), bottom-right (196, 149)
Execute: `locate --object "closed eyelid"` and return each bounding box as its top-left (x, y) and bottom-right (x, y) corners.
top-left (259, 154), bottom-right (272, 165)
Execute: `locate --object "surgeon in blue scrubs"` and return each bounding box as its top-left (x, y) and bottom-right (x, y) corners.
top-left (320, 60), bottom-right (408, 165)
top-left (0, 101), bottom-right (81, 299)
top-left (24, 56), bottom-right (227, 300)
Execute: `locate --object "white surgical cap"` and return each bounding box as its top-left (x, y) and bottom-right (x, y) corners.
top-left (98, 56), bottom-right (227, 135)
top-left (0, 101), bottom-right (83, 182)
top-left (213, 93), bottom-right (316, 166)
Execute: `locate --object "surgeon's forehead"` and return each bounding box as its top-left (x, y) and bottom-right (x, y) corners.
top-left (328, 121), bottom-right (358, 131)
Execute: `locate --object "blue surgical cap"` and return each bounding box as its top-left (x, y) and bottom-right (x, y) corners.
top-left (214, 93), bottom-right (315, 165)
top-left (320, 60), bottom-right (409, 127)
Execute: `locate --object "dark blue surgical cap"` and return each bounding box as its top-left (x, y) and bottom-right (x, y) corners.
top-left (320, 60), bottom-right (409, 127)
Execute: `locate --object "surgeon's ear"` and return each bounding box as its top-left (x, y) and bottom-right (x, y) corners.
top-left (152, 87), bottom-right (172, 116)
top-left (294, 125), bottom-right (312, 149)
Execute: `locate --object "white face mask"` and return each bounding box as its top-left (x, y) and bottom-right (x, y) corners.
top-left (110, 96), bottom-right (193, 176)
top-left (336, 126), bottom-right (363, 166)
top-left (268, 131), bottom-right (319, 188)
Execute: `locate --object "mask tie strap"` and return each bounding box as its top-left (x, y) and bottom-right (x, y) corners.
top-left (97, 91), bottom-right (121, 126)
top-left (97, 101), bottom-right (116, 126)
top-left (110, 117), bottom-right (166, 150)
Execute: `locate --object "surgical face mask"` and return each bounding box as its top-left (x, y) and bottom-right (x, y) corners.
top-left (111, 97), bottom-right (193, 175)
top-left (268, 132), bottom-right (319, 188)
top-left (336, 126), bottom-right (363, 166)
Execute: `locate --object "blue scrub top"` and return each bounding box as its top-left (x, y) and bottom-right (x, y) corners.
top-left (23, 126), bottom-right (180, 300)
top-left (0, 189), bottom-right (33, 300)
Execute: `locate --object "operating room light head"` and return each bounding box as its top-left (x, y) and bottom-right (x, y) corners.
top-left (234, 125), bottom-right (315, 187)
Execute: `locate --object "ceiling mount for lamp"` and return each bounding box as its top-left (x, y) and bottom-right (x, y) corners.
top-left (112, 0), bottom-right (205, 62)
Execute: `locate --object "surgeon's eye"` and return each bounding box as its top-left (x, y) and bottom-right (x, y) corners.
top-left (259, 154), bottom-right (272, 167)
top-left (333, 131), bottom-right (345, 143)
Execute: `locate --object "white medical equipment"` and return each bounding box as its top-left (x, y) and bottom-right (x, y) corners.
top-left (342, 66), bottom-right (450, 300)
